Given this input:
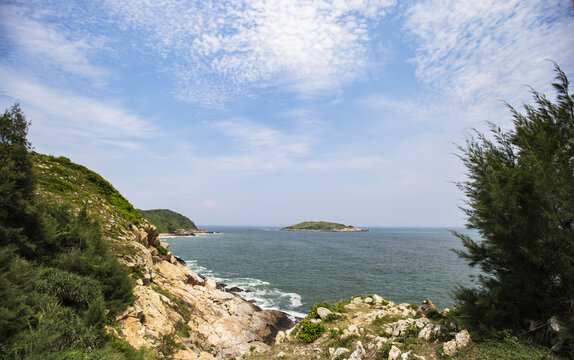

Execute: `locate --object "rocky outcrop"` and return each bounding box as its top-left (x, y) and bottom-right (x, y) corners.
top-left (115, 222), bottom-right (294, 359)
top-left (240, 295), bottom-right (471, 360)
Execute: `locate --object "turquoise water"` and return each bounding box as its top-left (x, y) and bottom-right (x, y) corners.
top-left (164, 227), bottom-right (479, 317)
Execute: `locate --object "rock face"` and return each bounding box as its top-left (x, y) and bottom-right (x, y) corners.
top-left (115, 223), bottom-right (294, 359)
top-left (443, 329), bottom-right (472, 356)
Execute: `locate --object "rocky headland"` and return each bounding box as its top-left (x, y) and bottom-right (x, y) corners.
top-left (116, 223), bottom-right (294, 359)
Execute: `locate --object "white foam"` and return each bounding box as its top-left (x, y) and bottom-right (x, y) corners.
top-left (182, 260), bottom-right (306, 318)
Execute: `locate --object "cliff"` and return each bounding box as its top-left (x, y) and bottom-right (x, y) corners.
top-left (32, 153), bottom-right (294, 359)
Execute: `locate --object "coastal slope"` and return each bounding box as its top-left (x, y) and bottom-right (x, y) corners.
top-left (33, 153), bottom-right (294, 359)
top-left (281, 221), bottom-right (367, 232)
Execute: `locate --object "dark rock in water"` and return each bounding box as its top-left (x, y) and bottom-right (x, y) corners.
top-left (227, 286), bottom-right (245, 293)
top-left (216, 282), bottom-right (227, 290)
top-left (173, 255), bottom-right (187, 266)
top-left (225, 286), bottom-right (253, 293)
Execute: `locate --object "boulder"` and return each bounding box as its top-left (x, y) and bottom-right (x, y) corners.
top-left (443, 329), bottom-right (471, 356)
top-left (388, 345), bottom-right (402, 360)
top-left (416, 299), bottom-right (438, 318)
top-left (351, 297), bottom-right (363, 305)
top-left (331, 347), bottom-right (350, 360)
top-left (348, 341), bottom-right (366, 360)
top-left (373, 294), bottom-right (384, 304)
top-left (205, 279), bottom-right (217, 290)
top-left (317, 307), bottom-right (333, 320)
top-left (418, 323), bottom-right (441, 341)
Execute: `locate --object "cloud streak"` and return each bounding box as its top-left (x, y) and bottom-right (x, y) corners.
top-left (104, 0), bottom-right (396, 104)
top-left (0, 3), bottom-right (109, 84)
top-left (404, 0), bottom-right (574, 107)
top-left (0, 67), bottom-right (153, 140)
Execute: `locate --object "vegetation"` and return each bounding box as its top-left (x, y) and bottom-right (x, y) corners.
top-left (453, 64), bottom-right (574, 355)
top-left (0, 105), bottom-right (146, 359)
top-left (296, 318), bottom-right (325, 343)
top-left (138, 208), bottom-right (198, 234)
top-left (32, 152), bottom-right (143, 237)
top-left (281, 221), bottom-right (360, 231)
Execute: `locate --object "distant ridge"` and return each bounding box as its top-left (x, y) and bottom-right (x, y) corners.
top-left (138, 208), bottom-right (198, 235)
top-left (281, 221), bottom-right (367, 232)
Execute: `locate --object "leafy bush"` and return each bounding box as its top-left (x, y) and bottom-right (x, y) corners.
top-left (297, 318), bottom-right (325, 343)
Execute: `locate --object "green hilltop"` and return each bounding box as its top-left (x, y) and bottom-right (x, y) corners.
top-left (281, 221), bottom-right (365, 232)
top-left (33, 152), bottom-right (143, 237)
top-left (138, 208), bottom-right (198, 234)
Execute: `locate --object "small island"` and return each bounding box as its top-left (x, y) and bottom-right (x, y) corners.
top-left (281, 221), bottom-right (368, 232)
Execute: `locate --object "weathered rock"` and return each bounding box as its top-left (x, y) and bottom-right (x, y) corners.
top-left (418, 323), bottom-right (441, 341)
top-left (443, 329), bottom-right (471, 356)
top-left (205, 279), bottom-right (217, 291)
top-left (364, 297), bottom-right (374, 304)
top-left (331, 347), bottom-right (350, 359)
top-left (317, 307), bottom-right (333, 320)
top-left (416, 299), bottom-right (438, 318)
top-left (342, 324), bottom-right (360, 339)
top-left (388, 345), bottom-right (402, 360)
top-left (348, 341), bottom-right (366, 360)
top-left (275, 331), bottom-right (287, 345)
top-left (352, 297), bottom-right (363, 305)
top-left (373, 294), bottom-right (384, 304)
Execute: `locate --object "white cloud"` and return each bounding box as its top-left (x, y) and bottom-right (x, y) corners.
top-left (0, 67), bottom-right (153, 140)
top-left (404, 0), bottom-right (574, 107)
top-left (0, 3), bottom-right (109, 83)
top-left (201, 199), bottom-right (219, 208)
top-left (211, 119), bottom-right (312, 170)
top-left (103, 0), bottom-right (397, 104)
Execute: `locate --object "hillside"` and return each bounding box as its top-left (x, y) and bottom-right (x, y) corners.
top-left (138, 208), bottom-right (198, 234)
top-left (281, 221), bottom-right (367, 232)
top-left (28, 152), bottom-right (294, 359)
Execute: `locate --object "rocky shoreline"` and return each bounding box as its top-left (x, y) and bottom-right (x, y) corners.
top-left (159, 228), bottom-right (219, 237)
top-left (116, 223), bottom-right (294, 359)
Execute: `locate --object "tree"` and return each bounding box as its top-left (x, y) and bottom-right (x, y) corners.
top-left (453, 64), bottom-right (574, 348)
top-left (0, 104), bottom-right (44, 256)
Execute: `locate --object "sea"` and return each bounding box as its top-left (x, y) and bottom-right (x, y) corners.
top-left (163, 227), bottom-right (480, 319)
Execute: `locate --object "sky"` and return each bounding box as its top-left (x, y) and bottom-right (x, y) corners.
top-left (1, 0), bottom-right (573, 227)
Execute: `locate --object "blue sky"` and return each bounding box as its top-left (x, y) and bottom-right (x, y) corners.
top-left (1, 0), bottom-right (573, 227)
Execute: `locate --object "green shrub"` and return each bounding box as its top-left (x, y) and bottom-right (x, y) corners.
top-left (155, 245), bottom-right (168, 256)
top-left (36, 268), bottom-right (102, 306)
top-left (297, 318), bottom-right (325, 343)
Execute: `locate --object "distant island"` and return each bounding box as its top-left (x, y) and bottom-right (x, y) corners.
top-left (281, 221), bottom-right (368, 232)
top-left (138, 208), bottom-right (210, 235)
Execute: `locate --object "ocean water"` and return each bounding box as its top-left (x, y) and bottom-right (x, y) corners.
top-left (163, 227), bottom-right (479, 318)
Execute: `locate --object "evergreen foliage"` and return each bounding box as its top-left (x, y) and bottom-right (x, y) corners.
top-left (0, 105), bottom-right (143, 359)
top-left (453, 65), bottom-right (574, 353)
top-left (0, 104), bottom-right (45, 258)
